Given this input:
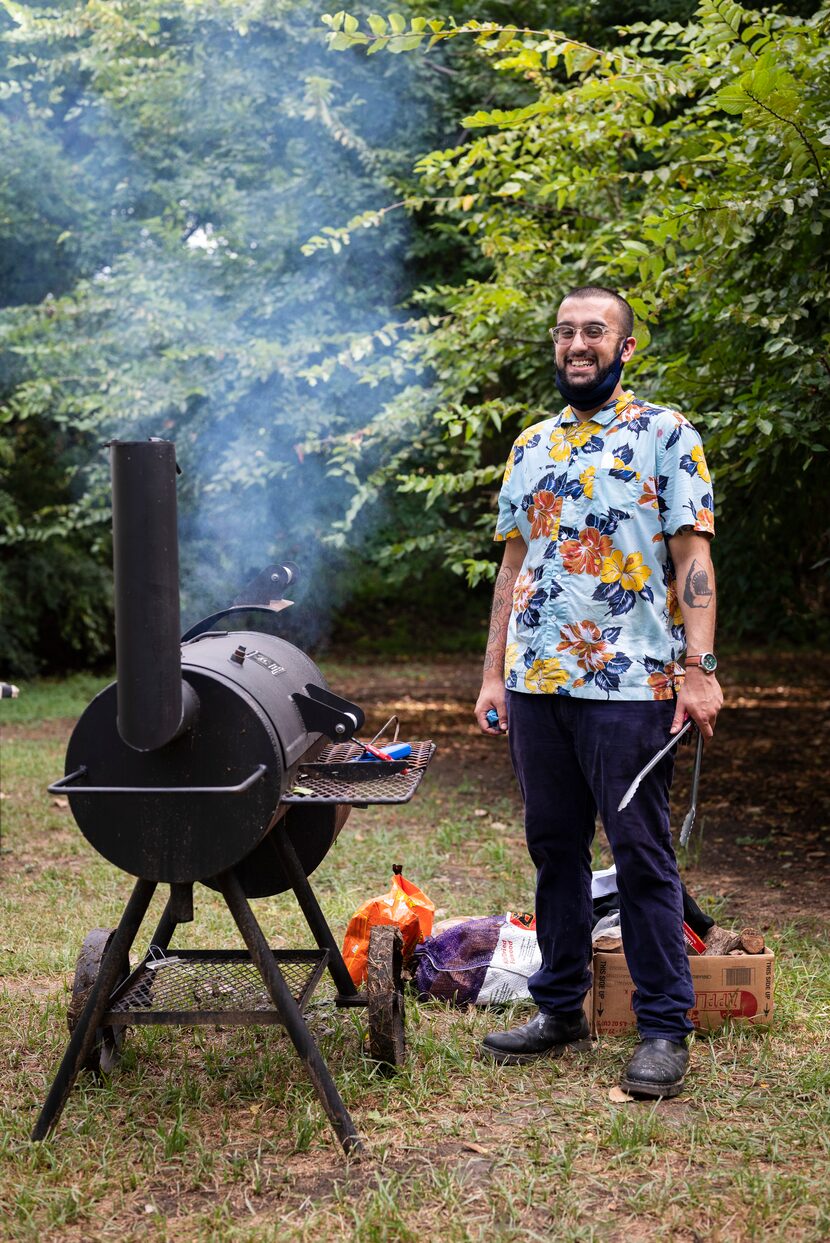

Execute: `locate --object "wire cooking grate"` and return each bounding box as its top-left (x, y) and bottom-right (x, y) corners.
top-left (104, 949), bottom-right (327, 1025)
top-left (281, 739), bottom-right (435, 805)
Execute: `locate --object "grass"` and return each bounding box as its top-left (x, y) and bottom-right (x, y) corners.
top-left (1, 672), bottom-right (829, 1241)
top-left (0, 672), bottom-right (114, 726)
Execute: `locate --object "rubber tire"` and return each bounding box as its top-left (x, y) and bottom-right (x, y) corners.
top-left (366, 925), bottom-right (406, 1069)
top-left (66, 928), bottom-right (128, 1076)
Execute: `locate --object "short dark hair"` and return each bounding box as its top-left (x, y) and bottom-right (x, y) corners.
top-left (560, 286), bottom-right (634, 339)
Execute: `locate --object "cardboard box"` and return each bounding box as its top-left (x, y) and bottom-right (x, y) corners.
top-left (592, 948), bottom-right (775, 1035)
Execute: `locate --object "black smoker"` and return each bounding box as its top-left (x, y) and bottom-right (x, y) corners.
top-left (33, 440), bottom-right (435, 1155)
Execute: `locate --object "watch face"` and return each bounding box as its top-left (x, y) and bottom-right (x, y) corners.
top-left (700, 652), bottom-right (718, 673)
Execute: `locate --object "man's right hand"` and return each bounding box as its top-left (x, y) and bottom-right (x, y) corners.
top-left (475, 683), bottom-right (508, 735)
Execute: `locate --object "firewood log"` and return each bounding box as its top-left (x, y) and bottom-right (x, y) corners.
top-left (738, 927), bottom-right (766, 954)
top-left (703, 925), bottom-right (742, 956)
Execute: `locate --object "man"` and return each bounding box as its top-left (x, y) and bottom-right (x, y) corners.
top-left (474, 286), bottom-right (722, 1098)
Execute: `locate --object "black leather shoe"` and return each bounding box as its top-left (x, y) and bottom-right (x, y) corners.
top-left (480, 1010), bottom-right (591, 1065)
top-left (620, 1038), bottom-right (689, 1098)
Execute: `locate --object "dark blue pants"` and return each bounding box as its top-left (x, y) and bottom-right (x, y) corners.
top-left (506, 691), bottom-right (695, 1040)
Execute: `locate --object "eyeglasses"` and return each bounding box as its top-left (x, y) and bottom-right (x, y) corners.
top-left (548, 324), bottom-right (620, 345)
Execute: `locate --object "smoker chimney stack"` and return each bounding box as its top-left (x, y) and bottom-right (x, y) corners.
top-left (110, 439), bottom-right (197, 751)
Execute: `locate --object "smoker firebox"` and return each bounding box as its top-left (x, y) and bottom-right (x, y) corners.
top-left (33, 440), bottom-right (435, 1156)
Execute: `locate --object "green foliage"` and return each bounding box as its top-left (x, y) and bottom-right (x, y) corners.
top-left (0, 0), bottom-right (444, 671)
top-left (317, 0), bottom-right (830, 638)
top-left (2, 0), bottom-right (827, 668)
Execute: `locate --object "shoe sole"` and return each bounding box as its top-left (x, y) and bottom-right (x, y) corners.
top-left (479, 1037), bottom-right (593, 1066)
top-left (618, 1075), bottom-right (685, 1099)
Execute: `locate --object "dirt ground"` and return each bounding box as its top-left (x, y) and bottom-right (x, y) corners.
top-left (330, 651), bottom-right (830, 933)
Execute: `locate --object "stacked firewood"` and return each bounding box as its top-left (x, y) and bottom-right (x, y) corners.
top-left (702, 925), bottom-right (766, 956)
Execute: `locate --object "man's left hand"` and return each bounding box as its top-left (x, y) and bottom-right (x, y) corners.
top-left (670, 667), bottom-right (723, 740)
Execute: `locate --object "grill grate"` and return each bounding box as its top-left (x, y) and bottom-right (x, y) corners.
top-left (104, 949), bottom-right (327, 1025)
top-left (281, 739), bottom-right (435, 805)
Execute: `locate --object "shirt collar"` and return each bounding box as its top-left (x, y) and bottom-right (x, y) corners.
top-left (559, 391), bottom-right (636, 427)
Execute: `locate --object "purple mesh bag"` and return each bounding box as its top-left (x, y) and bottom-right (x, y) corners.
top-left (414, 917), bottom-right (504, 1005)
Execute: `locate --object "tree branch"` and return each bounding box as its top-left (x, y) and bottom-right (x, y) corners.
top-left (743, 89), bottom-right (826, 187)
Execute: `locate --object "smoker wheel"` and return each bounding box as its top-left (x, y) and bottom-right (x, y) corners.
top-left (67, 928), bottom-right (129, 1076)
top-left (365, 926), bottom-right (406, 1069)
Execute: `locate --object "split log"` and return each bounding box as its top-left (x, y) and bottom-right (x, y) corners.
top-left (703, 924), bottom-right (742, 956)
top-left (739, 927), bottom-right (766, 954)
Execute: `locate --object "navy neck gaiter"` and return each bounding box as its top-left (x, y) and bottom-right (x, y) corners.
top-left (555, 346), bottom-right (625, 412)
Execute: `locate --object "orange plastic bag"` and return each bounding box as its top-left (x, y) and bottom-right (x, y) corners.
top-left (342, 864), bottom-right (435, 986)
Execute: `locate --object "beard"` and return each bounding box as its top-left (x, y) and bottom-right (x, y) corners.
top-left (555, 346), bottom-right (625, 411)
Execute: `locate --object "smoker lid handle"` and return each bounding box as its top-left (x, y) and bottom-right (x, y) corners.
top-left (48, 764), bottom-right (268, 796)
top-left (181, 606), bottom-right (289, 643)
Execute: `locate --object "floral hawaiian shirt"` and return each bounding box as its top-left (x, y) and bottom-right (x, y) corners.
top-left (495, 390), bottom-right (715, 700)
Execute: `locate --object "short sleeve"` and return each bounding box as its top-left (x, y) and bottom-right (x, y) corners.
top-left (656, 415), bottom-right (715, 538)
top-left (494, 445), bottom-right (521, 542)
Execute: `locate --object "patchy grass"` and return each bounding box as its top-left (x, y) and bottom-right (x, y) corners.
top-left (1, 671), bottom-right (829, 1242)
top-left (0, 672), bottom-right (113, 727)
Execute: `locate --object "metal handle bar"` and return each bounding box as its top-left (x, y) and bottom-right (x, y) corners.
top-left (48, 764), bottom-right (268, 796)
top-left (181, 606), bottom-right (286, 644)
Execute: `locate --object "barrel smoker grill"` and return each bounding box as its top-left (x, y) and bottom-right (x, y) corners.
top-left (33, 440), bottom-right (435, 1155)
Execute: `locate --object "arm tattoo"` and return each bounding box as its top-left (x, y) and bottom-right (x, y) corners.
top-left (490, 565), bottom-right (512, 620)
top-left (483, 564), bottom-right (515, 673)
top-left (683, 558), bottom-right (713, 609)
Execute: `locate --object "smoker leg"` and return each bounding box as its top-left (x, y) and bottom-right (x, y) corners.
top-left (147, 883), bottom-right (192, 953)
top-left (169, 882), bottom-right (194, 923)
top-left (148, 898), bottom-right (177, 951)
top-left (269, 831), bottom-right (360, 1000)
top-left (218, 868), bottom-right (364, 1157)
top-left (32, 878), bottom-right (157, 1141)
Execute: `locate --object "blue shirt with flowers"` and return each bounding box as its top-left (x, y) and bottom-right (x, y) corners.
top-left (495, 391), bottom-right (715, 701)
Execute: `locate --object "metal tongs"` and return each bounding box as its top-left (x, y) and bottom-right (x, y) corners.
top-left (618, 719), bottom-right (705, 846)
top-left (679, 728), bottom-right (704, 847)
top-left (355, 717), bottom-right (404, 762)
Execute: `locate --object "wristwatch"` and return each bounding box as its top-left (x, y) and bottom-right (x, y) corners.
top-left (685, 652), bottom-right (718, 674)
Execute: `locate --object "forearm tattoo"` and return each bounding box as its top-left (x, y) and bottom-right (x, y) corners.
top-left (683, 558), bottom-right (713, 609)
top-left (483, 564), bottom-right (515, 674)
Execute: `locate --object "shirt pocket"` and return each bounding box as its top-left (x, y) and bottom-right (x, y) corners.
top-left (591, 458), bottom-right (643, 513)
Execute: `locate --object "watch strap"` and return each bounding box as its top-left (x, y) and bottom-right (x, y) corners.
top-left (685, 652), bottom-right (717, 673)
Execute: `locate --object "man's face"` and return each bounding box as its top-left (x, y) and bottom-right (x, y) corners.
top-left (554, 294), bottom-right (635, 393)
